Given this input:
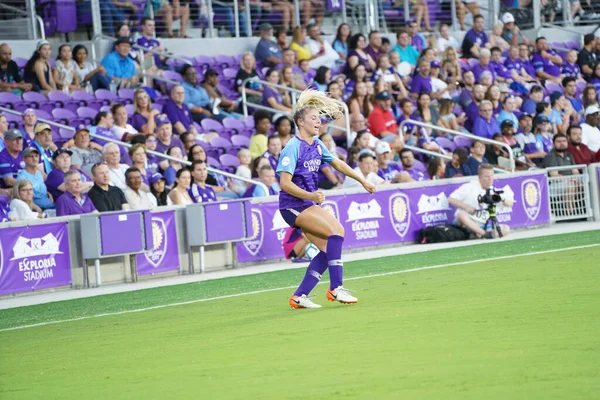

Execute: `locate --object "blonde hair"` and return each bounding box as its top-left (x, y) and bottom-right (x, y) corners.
top-left (293, 89), bottom-right (344, 125)
top-left (133, 89), bottom-right (152, 114)
top-left (11, 179), bottom-right (32, 202)
top-left (237, 148), bottom-right (250, 159)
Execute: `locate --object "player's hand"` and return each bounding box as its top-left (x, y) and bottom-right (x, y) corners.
top-left (362, 181), bottom-right (376, 194)
top-left (311, 191), bottom-right (326, 204)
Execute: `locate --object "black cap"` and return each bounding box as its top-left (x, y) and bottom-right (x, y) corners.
top-left (375, 91), bottom-right (391, 101)
top-left (204, 68), bottom-right (218, 77)
top-left (501, 119), bottom-right (515, 128)
top-left (518, 113), bottom-right (533, 121)
top-left (115, 37), bottom-right (131, 46)
top-left (52, 148), bottom-right (73, 160)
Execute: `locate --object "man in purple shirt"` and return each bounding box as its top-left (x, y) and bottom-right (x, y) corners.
top-left (136, 18), bottom-right (167, 69)
top-left (410, 59), bottom-right (433, 99)
top-left (55, 170), bottom-right (97, 216)
top-left (471, 48), bottom-right (496, 83)
top-left (46, 148), bottom-right (93, 200)
top-left (398, 148), bottom-right (426, 181)
top-left (461, 14), bottom-right (489, 59)
top-left (364, 30), bottom-right (386, 63)
top-left (531, 37), bottom-right (563, 83)
top-left (519, 43), bottom-right (537, 80)
top-left (188, 160), bottom-right (217, 203)
top-left (263, 135), bottom-right (282, 171)
top-left (504, 45), bottom-right (535, 83)
top-left (465, 84), bottom-right (486, 131)
top-left (0, 129), bottom-right (24, 188)
top-left (154, 116), bottom-right (185, 155)
top-left (472, 100), bottom-right (500, 139)
top-left (489, 47), bottom-right (512, 82)
top-left (163, 85), bottom-right (199, 136)
top-left (375, 141), bottom-right (404, 182)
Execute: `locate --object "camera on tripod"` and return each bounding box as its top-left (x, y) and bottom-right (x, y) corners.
top-left (478, 188), bottom-right (504, 206)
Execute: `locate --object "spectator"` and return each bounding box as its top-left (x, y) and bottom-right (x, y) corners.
top-left (144, 134), bottom-right (159, 174)
top-left (550, 91), bottom-right (578, 134)
top-left (55, 170), bottom-right (97, 216)
top-left (262, 69), bottom-right (292, 113)
top-left (46, 149), bottom-right (93, 200)
top-left (347, 82), bottom-right (372, 118)
top-left (445, 147), bottom-right (472, 178)
top-left (0, 43), bottom-right (32, 93)
top-left (233, 149), bottom-right (252, 196)
top-left (497, 96), bottom-right (519, 129)
top-left (72, 44), bottom-right (110, 91)
top-left (441, 47), bottom-right (462, 83)
top-left (435, 24), bottom-right (460, 53)
top-left (367, 90), bottom-right (398, 140)
top-left (364, 31), bottom-right (386, 63)
top-left (566, 125), bottom-right (595, 165)
top-left (20, 109), bottom-right (38, 149)
top-left (10, 179), bottom-right (44, 220)
top-left (484, 133), bottom-right (509, 167)
top-left (504, 45), bottom-right (535, 83)
top-left (131, 89), bottom-right (160, 134)
top-left (489, 47), bottom-right (512, 83)
top-left (449, 164), bottom-right (512, 238)
top-left (274, 116), bottom-right (294, 148)
top-left (128, 143), bottom-right (150, 185)
top-left (32, 123), bottom-right (56, 175)
top-left (201, 69), bottom-right (244, 119)
top-left (499, 119), bottom-right (530, 167)
top-left (245, 165), bottom-right (280, 197)
top-left (263, 135), bottom-right (282, 171)
top-left (488, 21), bottom-right (510, 53)
top-left (341, 152), bottom-right (385, 189)
top-left (154, 116), bottom-right (185, 154)
top-left (461, 15), bottom-right (489, 59)
top-left (589, 63), bottom-right (600, 93)
top-left (332, 23), bottom-right (351, 60)
top-left (110, 103), bottom-right (139, 143)
top-left (101, 37), bottom-right (138, 87)
top-left (234, 52), bottom-right (262, 106)
top-left (471, 48), bottom-right (495, 83)
top-left (372, 55), bottom-right (407, 99)
top-left (180, 65), bottom-right (213, 124)
top-left (16, 147), bottom-right (53, 210)
top-left (277, 48), bottom-right (307, 88)
top-left (580, 105), bottom-right (600, 152)
top-left (137, 17), bottom-right (170, 69)
top-left (413, 92), bottom-right (439, 132)
top-left (427, 157), bottom-right (446, 180)
top-left (515, 113), bottom-right (546, 165)
top-left (255, 23), bottom-right (282, 68)
top-left (23, 40), bottom-right (57, 93)
top-left (392, 30), bottom-right (419, 68)
top-left (455, 0), bottom-right (480, 31)
top-left (397, 98), bottom-right (420, 143)
top-left (0, 129), bottom-right (24, 188)
top-left (406, 19), bottom-right (427, 52)
top-left (149, 172), bottom-right (170, 206)
top-left (102, 143), bottom-right (129, 190)
top-left (534, 115), bottom-right (553, 154)
top-left (532, 37), bottom-right (563, 84)
top-left (351, 129), bottom-right (374, 153)
top-left (250, 111), bottom-right (271, 159)
top-left (123, 167), bottom-right (156, 210)
top-left (518, 43), bottom-right (537, 81)
top-left (438, 98), bottom-right (464, 133)
top-left (521, 85), bottom-right (544, 116)
top-left (70, 128), bottom-right (104, 177)
top-left (577, 33), bottom-right (596, 80)
top-left (168, 167), bottom-right (194, 205)
top-left (180, 131), bottom-right (195, 155)
top-left (301, 0), bottom-right (324, 26)
top-left (375, 141), bottom-right (405, 183)
top-left (410, 59), bottom-right (442, 100)
top-left (290, 26), bottom-right (312, 61)
top-left (0, 113), bottom-right (7, 152)
top-left (162, 146), bottom-right (186, 186)
top-left (312, 66), bottom-right (330, 92)
top-left (542, 133), bottom-right (579, 175)
top-left (562, 50), bottom-right (581, 79)
top-left (0, 197), bottom-right (15, 222)
top-left (472, 101), bottom-right (499, 140)
top-left (90, 111), bottom-right (121, 151)
top-left (563, 77), bottom-right (583, 114)
top-left (465, 140), bottom-right (488, 174)
top-left (52, 44), bottom-right (81, 92)
top-left (398, 148), bottom-right (427, 181)
top-left (306, 23), bottom-right (340, 70)
top-left (164, 84), bottom-right (202, 134)
top-left (582, 85), bottom-right (599, 109)
top-left (500, 12), bottom-right (524, 46)
top-left (89, 162), bottom-right (129, 212)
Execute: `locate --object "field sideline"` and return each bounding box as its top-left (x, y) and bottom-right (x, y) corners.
top-left (1, 230), bottom-right (599, 399)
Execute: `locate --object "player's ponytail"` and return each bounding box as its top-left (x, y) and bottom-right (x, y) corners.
top-left (293, 89), bottom-right (344, 125)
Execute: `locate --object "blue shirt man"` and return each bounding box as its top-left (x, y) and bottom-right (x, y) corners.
top-left (182, 81), bottom-right (212, 109)
top-left (101, 38), bottom-right (137, 81)
top-left (16, 147), bottom-right (54, 210)
top-left (255, 23), bottom-right (282, 68)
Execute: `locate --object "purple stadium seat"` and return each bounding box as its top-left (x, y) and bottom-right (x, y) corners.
top-left (202, 118), bottom-right (224, 133)
top-left (242, 115), bottom-right (254, 128)
top-left (13, 57), bottom-right (27, 69)
top-left (210, 136), bottom-right (232, 149)
top-left (436, 137), bottom-right (456, 152)
top-left (4, 113), bottom-right (20, 128)
top-left (77, 106), bottom-right (98, 124)
top-left (52, 108), bottom-right (77, 124)
top-left (215, 55), bottom-right (235, 69)
top-left (566, 40), bottom-right (580, 50)
top-left (219, 153), bottom-right (240, 168)
top-left (100, 105), bottom-right (111, 112)
top-left (230, 134), bottom-right (250, 148)
top-left (226, 146), bottom-right (244, 156)
top-left (207, 156), bottom-right (222, 168)
top-left (34, 109), bottom-right (53, 120)
top-left (545, 81), bottom-right (563, 95)
top-left (163, 70), bottom-right (184, 82)
top-left (125, 104), bottom-right (135, 115)
top-left (151, 103), bottom-right (163, 113)
top-left (48, 90), bottom-right (80, 112)
top-left (222, 68), bottom-right (238, 80)
top-left (71, 90), bottom-right (103, 110)
top-left (95, 89), bottom-right (118, 105)
top-left (118, 88), bottom-right (135, 104)
top-left (454, 136), bottom-right (472, 149)
top-left (336, 146), bottom-right (348, 158)
top-left (59, 128), bottom-right (75, 140)
top-left (194, 55), bottom-right (214, 69)
top-left (22, 92), bottom-right (54, 114)
top-left (223, 118), bottom-right (246, 133)
top-left (0, 92), bottom-right (29, 112)
top-left (576, 80), bottom-right (587, 94)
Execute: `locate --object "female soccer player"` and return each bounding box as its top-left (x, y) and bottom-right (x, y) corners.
top-left (277, 89), bottom-right (377, 309)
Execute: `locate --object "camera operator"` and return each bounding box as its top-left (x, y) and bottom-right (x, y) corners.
top-left (448, 164), bottom-right (514, 238)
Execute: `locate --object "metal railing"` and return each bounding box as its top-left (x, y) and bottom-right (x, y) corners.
top-left (545, 164), bottom-right (592, 221)
top-left (241, 79), bottom-right (351, 142)
top-left (399, 119), bottom-right (515, 172)
top-left (0, 106), bottom-right (267, 194)
top-left (0, 0), bottom-right (44, 40)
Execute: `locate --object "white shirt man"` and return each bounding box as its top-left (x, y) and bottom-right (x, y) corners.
top-left (342, 152), bottom-right (385, 189)
top-left (580, 106), bottom-right (600, 152)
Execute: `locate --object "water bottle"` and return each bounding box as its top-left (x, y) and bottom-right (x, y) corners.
top-left (62, 84), bottom-right (69, 95)
top-left (85, 81), bottom-right (93, 94)
top-left (109, 80), bottom-right (118, 94)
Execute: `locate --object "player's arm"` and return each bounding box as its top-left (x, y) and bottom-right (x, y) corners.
top-left (330, 159), bottom-right (376, 194)
top-left (279, 172), bottom-right (320, 202)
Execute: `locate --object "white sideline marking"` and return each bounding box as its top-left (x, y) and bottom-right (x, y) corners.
top-left (1, 243), bottom-right (598, 333)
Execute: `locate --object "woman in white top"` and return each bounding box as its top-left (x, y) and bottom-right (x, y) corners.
top-left (103, 143), bottom-right (129, 190)
top-left (10, 179), bottom-right (44, 221)
top-left (435, 24), bottom-right (460, 54)
top-left (52, 44), bottom-right (81, 92)
top-left (72, 44), bottom-right (110, 91)
top-left (111, 103), bottom-right (139, 142)
top-left (169, 168), bottom-right (194, 205)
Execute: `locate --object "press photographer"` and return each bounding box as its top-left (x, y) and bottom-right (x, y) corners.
top-left (448, 164), bottom-right (514, 239)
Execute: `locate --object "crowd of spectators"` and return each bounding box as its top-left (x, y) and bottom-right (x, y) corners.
top-left (2, 11), bottom-right (600, 224)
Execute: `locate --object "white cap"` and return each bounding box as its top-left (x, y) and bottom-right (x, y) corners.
top-left (585, 105), bottom-right (600, 116)
top-left (501, 12), bottom-right (515, 24)
top-left (375, 141), bottom-right (391, 155)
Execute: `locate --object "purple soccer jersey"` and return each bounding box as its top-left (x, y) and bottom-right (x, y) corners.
top-left (188, 182), bottom-right (217, 203)
top-left (136, 36), bottom-right (162, 66)
top-left (276, 136), bottom-right (335, 210)
top-left (377, 163), bottom-right (402, 182)
top-left (0, 149), bottom-right (24, 187)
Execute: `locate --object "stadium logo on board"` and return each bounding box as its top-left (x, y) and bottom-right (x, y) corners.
top-left (11, 233), bottom-right (62, 260)
top-left (389, 193), bottom-right (410, 238)
top-left (321, 200), bottom-right (340, 220)
top-left (144, 217), bottom-right (167, 268)
top-left (416, 192), bottom-right (452, 227)
top-left (346, 199), bottom-right (383, 241)
top-left (271, 210), bottom-right (289, 241)
top-left (521, 179), bottom-right (541, 221)
top-left (242, 208), bottom-right (264, 256)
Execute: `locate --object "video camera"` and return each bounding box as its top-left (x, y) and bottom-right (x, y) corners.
top-left (478, 188), bottom-right (504, 206)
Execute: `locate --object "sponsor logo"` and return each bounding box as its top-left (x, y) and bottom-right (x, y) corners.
top-left (271, 210), bottom-right (289, 241)
top-left (416, 192), bottom-right (452, 227)
top-left (321, 200), bottom-right (340, 220)
top-left (521, 179), bottom-right (542, 221)
top-left (281, 156), bottom-right (290, 167)
top-left (346, 199), bottom-right (383, 241)
top-left (242, 209), bottom-right (264, 256)
top-left (303, 159), bottom-right (321, 172)
top-left (389, 193), bottom-right (411, 238)
top-left (144, 217), bottom-right (167, 268)
top-left (11, 233), bottom-right (62, 260)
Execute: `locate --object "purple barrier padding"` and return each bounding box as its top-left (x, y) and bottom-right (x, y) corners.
top-left (100, 212), bottom-right (144, 255)
top-left (205, 201), bottom-right (246, 243)
top-left (0, 222), bottom-right (72, 295)
top-left (136, 210), bottom-right (180, 276)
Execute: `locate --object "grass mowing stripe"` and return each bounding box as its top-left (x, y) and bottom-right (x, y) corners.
top-left (1, 242), bottom-right (597, 333)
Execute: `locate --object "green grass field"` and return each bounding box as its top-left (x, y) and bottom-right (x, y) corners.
top-left (1, 231), bottom-right (600, 399)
